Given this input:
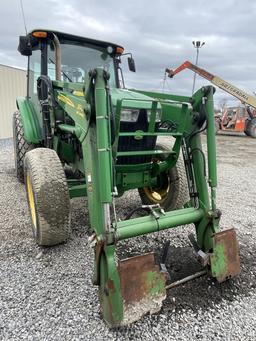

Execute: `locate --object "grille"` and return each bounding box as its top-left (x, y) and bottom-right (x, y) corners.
top-left (116, 109), bottom-right (158, 165)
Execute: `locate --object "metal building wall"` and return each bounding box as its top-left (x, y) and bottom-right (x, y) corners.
top-left (0, 64), bottom-right (26, 139)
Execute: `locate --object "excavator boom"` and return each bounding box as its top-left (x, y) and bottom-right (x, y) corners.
top-left (166, 61), bottom-right (256, 109)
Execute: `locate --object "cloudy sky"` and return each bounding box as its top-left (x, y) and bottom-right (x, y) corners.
top-left (1, 0), bottom-right (256, 107)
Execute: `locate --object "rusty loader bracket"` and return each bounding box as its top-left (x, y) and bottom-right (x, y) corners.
top-left (210, 228), bottom-right (240, 282)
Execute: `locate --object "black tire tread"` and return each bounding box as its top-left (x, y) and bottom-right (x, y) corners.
top-left (245, 118), bottom-right (256, 138)
top-left (13, 111), bottom-right (35, 183)
top-left (24, 148), bottom-right (71, 246)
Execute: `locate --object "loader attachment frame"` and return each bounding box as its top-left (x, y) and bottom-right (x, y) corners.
top-left (52, 69), bottom-right (239, 326)
top-left (18, 30), bottom-right (240, 327)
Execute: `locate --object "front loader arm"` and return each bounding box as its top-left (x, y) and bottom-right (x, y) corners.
top-left (166, 60), bottom-right (256, 109)
top-left (51, 70), bottom-right (240, 327)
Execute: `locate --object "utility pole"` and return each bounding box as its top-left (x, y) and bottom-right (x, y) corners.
top-left (192, 41), bottom-right (205, 94)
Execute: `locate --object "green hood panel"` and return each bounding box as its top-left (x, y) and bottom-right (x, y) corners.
top-left (110, 88), bottom-right (161, 110)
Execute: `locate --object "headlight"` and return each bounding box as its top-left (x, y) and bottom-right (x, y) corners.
top-left (120, 108), bottom-right (140, 122)
top-left (120, 108), bottom-right (162, 123)
top-left (147, 109), bottom-right (161, 123)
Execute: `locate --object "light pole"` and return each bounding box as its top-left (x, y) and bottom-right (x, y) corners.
top-left (192, 41), bottom-right (205, 94)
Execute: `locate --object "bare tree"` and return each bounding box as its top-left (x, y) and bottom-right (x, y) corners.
top-left (218, 98), bottom-right (228, 113)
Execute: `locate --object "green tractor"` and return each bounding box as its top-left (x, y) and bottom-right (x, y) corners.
top-left (14, 29), bottom-right (240, 326)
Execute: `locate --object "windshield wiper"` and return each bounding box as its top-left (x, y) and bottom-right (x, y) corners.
top-left (49, 58), bottom-right (73, 82)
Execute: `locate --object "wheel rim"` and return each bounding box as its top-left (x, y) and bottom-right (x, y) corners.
top-left (26, 174), bottom-right (37, 228)
top-left (143, 174), bottom-right (170, 203)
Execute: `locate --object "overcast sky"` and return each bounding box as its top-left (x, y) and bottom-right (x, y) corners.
top-left (1, 0), bottom-right (256, 107)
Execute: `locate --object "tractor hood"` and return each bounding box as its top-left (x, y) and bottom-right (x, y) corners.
top-left (110, 88), bottom-right (161, 110)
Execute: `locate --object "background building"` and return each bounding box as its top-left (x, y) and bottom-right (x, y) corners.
top-left (0, 64), bottom-right (26, 139)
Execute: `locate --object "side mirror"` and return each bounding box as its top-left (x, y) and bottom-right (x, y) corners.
top-left (128, 56), bottom-right (136, 72)
top-left (18, 36), bottom-right (32, 56)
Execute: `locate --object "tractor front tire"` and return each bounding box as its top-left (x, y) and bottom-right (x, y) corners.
top-left (24, 148), bottom-right (71, 246)
top-left (138, 142), bottom-right (189, 211)
top-left (13, 111), bottom-right (36, 183)
top-left (245, 118), bottom-right (256, 138)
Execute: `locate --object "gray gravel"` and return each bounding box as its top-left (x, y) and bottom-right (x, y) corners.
top-left (0, 135), bottom-right (256, 340)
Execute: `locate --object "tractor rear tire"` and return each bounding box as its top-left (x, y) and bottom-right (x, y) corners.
top-left (244, 119), bottom-right (251, 136)
top-left (13, 111), bottom-right (36, 183)
top-left (245, 118), bottom-right (256, 138)
top-left (244, 129), bottom-right (250, 137)
top-left (24, 148), bottom-right (71, 246)
top-left (138, 142), bottom-right (189, 211)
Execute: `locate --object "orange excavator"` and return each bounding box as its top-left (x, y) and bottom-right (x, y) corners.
top-left (166, 61), bottom-right (256, 137)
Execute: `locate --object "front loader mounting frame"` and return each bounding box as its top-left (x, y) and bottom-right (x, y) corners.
top-left (53, 69), bottom-right (240, 326)
top-left (16, 29), bottom-right (240, 327)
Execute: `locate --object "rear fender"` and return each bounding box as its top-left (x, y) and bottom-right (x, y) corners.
top-left (16, 97), bottom-right (41, 143)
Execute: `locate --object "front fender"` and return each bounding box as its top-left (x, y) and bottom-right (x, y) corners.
top-left (16, 97), bottom-right (41, 143)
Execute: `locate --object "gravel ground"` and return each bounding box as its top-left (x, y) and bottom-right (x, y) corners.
top-left (0, 134), bottom-right (256, 340)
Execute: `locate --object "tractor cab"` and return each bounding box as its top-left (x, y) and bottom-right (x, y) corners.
top-left (18, 29), bottom-right (158, 166)
top-left (18, 29), bottom-right (136, 95)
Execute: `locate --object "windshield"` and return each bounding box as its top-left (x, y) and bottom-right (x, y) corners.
top-left (48, 41), bottom-right (117, 87)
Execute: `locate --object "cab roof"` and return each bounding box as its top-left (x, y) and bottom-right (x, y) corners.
top-left (29, 28), bottom-right (123, 50)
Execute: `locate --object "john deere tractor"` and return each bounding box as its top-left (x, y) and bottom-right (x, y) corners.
top-left (14, 29), bottom-right (240, 326)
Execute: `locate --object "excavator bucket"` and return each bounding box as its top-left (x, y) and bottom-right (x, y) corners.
top-left (210, 228), bottom-right (240, 282)
top-left (118, 252), bottom-right (167, 325)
